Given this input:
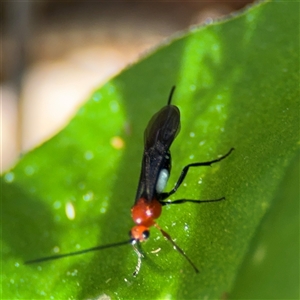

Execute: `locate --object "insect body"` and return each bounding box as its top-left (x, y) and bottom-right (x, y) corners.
top-left (130, 91), bottom-right (180, 242)
top-left (25, 86), bottom-right (234, 276)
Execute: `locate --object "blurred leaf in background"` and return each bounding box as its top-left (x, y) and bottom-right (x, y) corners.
top-left (1, 1), bottom-right (299, 299)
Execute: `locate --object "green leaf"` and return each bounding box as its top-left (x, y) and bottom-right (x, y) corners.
top-left (230, 153), bottom-right (299, 299)
top-left (2, 1), bottom-right (299, 299)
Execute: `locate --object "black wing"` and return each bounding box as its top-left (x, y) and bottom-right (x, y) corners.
top-left (144, 105), bottom-right (180, 149)
top-left (134, 104), bottom-right (181, 203)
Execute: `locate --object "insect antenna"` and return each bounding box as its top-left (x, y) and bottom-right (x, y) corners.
top-left (24, 240), bottom-right (131, 265)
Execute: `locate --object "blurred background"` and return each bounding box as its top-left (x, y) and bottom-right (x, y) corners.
top-left (1, 1), bottom-right (254, 171)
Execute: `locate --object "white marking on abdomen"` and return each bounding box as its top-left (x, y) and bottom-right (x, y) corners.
top-left (156, 168), bottom-right (169, 193)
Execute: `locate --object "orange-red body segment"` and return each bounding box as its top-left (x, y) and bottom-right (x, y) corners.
top-left (131, 198), bottom-right (162, 227)
top-left (130, 198), bottom-right (162, 241)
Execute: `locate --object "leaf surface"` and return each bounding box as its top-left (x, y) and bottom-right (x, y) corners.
top-left (2, 1), bottom-right (299, 299)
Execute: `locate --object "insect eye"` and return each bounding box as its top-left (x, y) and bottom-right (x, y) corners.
top-left (142, 230), bottom-right (150, 240)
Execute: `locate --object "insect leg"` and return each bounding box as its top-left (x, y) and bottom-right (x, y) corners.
top-left (154, 223), bottom-right (199, 273)
top-left (159, 148), bottom-right (234, 201)
top-left (160, 197), bottom-right (225, 206)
